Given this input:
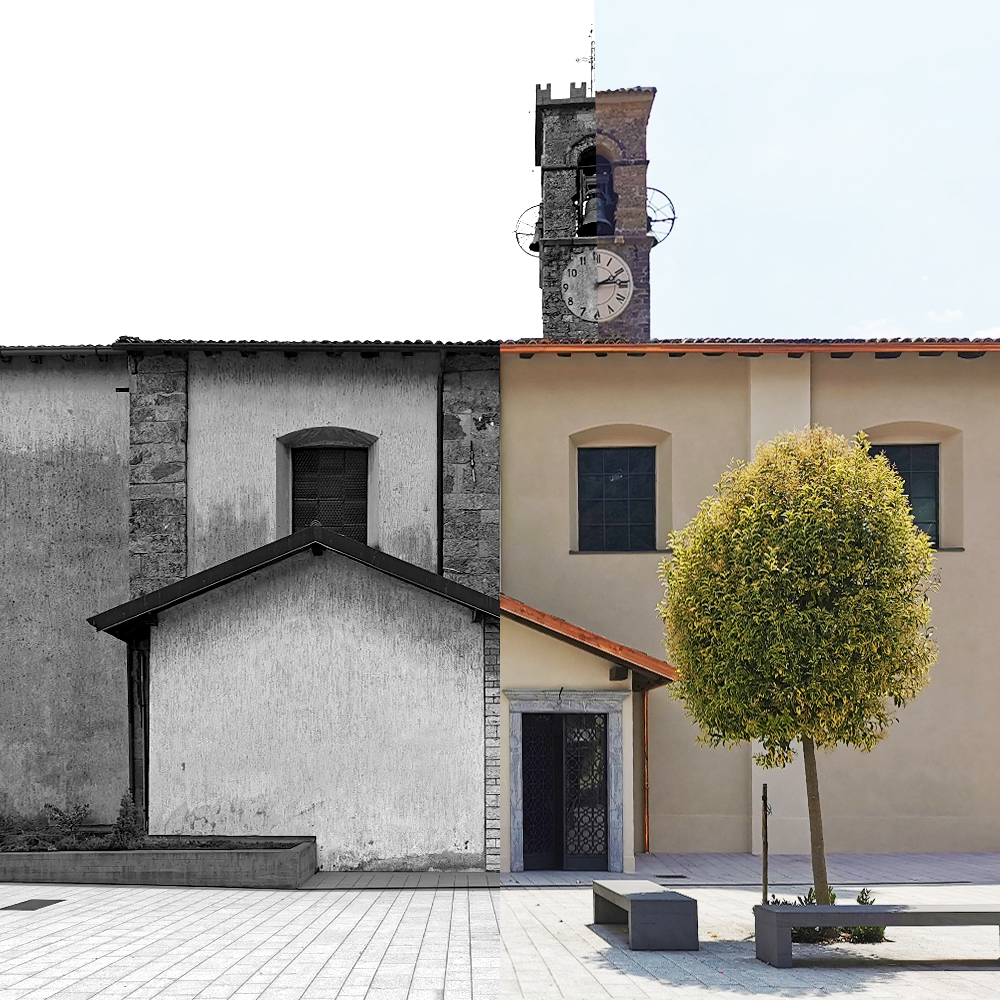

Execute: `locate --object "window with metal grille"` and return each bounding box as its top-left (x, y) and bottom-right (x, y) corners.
top-left (578, 446), bottom-right (655, 551)
top-left (870, 443), bottom-right (939, 547)
top-left (291, 447), bottom-right (368, 541)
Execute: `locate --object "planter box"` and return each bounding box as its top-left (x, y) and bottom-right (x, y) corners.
top-left (0, 836), bottom-right (317, 889)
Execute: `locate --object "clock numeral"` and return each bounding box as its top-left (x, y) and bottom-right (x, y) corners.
top-left (596, 252), bottom-right (603, 264)
top-left (562, 283), bottom-right (569, 291)
top-left (612, 268), bottom-right (623, 278)
top-left (567, 296), bottom-right (574, 306)
top-left (569, 268), bottom-right (578, 277)
top-left (617, 293), bottom-right (626, 302)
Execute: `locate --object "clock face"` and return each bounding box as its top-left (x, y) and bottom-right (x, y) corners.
top-left (560, 248), bottom-right (634, 323)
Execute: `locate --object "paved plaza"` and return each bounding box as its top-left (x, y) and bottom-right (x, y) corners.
top-left (1, 855), bottom-right (999, 998)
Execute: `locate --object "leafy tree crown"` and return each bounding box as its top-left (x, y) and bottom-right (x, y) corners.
top-left (658, 427), bottom-right (937, 767)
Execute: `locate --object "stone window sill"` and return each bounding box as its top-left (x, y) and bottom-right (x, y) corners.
top-left (569, 548), bottom-right (673, 555)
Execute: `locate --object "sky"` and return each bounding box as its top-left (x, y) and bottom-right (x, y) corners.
top-left (0, 3), bottom-right (997, 346)
top-left (598, 1), bottom-right (1000, 342)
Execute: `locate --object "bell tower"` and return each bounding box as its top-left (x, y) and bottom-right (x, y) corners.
top-left (534, 84), bottom-right (656, 342)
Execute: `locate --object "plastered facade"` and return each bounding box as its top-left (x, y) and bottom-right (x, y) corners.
top-left (186, 351), bottom-right (440, 574)
top-left (498, 616), bottom-right (634, 874)
top-left (501, 351), bottom-right (751, 854)
top-left (0, 356), bottom-right (130, 821)
top-left (500, 347), bottom-right (1000, 855)
top-left (148, 550), bottom-right (487, 870)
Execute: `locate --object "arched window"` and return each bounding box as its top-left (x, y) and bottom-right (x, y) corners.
top-left (275, 427), bottom-right (378, 543)
top-left (865, 421), bottom-right (963, 550)
top-left (577, 148), bottom-right (616, 236)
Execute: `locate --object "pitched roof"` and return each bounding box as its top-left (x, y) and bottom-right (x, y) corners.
top-left (5, 335), bottom-right (1000, 356)
top-left (0, 338), bottom-right (501, 355)
top-left (501, 337), bottom-right (1000, 354)
top-left (499, 594), bottom-right (675, 689)
top-left (89, 525), bottom-right (499, 641)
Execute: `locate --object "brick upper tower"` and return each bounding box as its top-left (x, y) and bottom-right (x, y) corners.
top-left (534, 84), bottom-right (656, 342)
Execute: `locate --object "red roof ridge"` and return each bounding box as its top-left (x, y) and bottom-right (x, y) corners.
top-left (499, 594), bottom-right (675, 684)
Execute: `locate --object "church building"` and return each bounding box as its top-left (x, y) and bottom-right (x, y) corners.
top-left (2, 82), bottom-right (998, 875)
top-left (500, 82), bottom-right (1000, 870)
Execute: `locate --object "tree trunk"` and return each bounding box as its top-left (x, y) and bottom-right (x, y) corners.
top-left (801, 735), bottom-right (832, 906)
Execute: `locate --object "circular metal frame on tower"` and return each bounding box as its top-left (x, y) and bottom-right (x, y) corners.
top-left (646, 188), bottom-right (676, 246)
top-left (514, 204), bottom-right (541, 256)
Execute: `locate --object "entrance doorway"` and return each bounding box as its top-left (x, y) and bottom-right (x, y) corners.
top-left (521, 713), bottom-right (608, 870)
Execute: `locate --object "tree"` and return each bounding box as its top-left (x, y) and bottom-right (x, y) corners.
top-left (657, 427), bottom-right (937, 904)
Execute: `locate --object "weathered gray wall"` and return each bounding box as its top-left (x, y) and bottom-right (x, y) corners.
top-left (186, 352), bottom-right (440, 573)
top-left (0, 356), bottom-right (130, 820)
top-left (441, 352), bottom-right (500, 596)
top-left (148, 550), bottom-right (486, 870)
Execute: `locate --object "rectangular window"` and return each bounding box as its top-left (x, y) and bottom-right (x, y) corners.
top-left (578, 446), bottom-right (656, 552)
top-left (292, 447), bottom-right (368, 541)
top-left (870, 444), bottom-right (939, 547)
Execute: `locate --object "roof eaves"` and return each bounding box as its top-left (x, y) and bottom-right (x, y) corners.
top-left (500, 594), bottom-right (675, 686)
top-left (90, 526), bottom-right (499, 640)
top-left (499, 337), bottom-right (1000, 354)
top-left (0, 339), bottom-right (502, 356)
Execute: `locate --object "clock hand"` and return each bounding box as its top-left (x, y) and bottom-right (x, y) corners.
top-left (595, 278), bottom-right (629, 287)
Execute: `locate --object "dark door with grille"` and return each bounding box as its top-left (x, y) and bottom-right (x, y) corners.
top-left (522, 713), bottom-right (608, 871)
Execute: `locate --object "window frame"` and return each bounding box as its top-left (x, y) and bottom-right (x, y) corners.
top-left (568, 425), bottom-right (671, 554)
top-left (864, 421), bottom-right (962, 551)
top-left (275, 427), bottom-right (379, 544)
top-left (576, 446), bottom-right (657, 552)
top-left (870, 443), bottom-right (940, 548)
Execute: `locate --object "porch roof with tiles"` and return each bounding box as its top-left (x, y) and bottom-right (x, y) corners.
top-left (500, 594), bottom-right (675, 689)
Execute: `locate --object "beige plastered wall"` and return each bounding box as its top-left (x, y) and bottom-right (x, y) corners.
top-left (503, 349), bottom-right (1000, 855)
top-left (499, 616), bottom-right (634, 873)
top-left (500, 352), bottom-right (753, 854)
top-left (809, 352), bottom-right (1000, 852)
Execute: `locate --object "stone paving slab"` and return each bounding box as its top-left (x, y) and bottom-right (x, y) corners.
top-left (3, 855), bottom-right (1000, 998)
top-left (0, 881), bottom-right (499, 999)
top-left (499, 851), bottom-right (1000, 887)
top-left (496, 882), bottom-right (1000, 999)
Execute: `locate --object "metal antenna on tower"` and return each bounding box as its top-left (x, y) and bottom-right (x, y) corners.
top-left (576, 27), bottom-right (594, 96)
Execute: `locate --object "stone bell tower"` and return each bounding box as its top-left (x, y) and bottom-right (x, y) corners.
top-left (534, 84), bottom-right (656, 342)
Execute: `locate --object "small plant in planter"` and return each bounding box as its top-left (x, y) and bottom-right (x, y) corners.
top-left (108, 792), bottom-right (146, 850)
top-left (766, 886), bottom-right (887, 945)
top-left (846, 887), bottom-right (887, 943)
top-left (44, 803), bottom-right (90, 835)
top-left (768, 887), bottom-right (838, 943)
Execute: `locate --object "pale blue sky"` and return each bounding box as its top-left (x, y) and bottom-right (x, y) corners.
top-left (597, 1), bottom-right (1000, 342)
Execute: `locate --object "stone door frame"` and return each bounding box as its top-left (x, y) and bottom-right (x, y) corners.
top-left (504, 688), bottom-right (628, 873)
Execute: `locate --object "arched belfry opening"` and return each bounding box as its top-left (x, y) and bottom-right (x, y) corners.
top-left (577, 148), bottom-right (616, 236)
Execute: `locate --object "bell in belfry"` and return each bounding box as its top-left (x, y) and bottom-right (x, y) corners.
top-left (579, 191), bottom-right (614, 237)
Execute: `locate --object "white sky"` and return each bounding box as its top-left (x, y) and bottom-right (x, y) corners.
top-left (598, 1), bottom-right (1000, 342)
top-left (3, 3), bottom-right (997, 347)
top-left (0, 1), bottom-right (591, 347)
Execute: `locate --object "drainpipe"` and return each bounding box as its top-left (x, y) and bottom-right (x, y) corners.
top-left (437, 352), bottom-right (445, 575)
top-left (643, 689), bottom-right (650, 854)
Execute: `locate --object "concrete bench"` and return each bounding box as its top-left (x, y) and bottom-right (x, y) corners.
top-left (593, 880), bottom-right (699, 951)
top-left (754, 903), bottom-right (1000, 967)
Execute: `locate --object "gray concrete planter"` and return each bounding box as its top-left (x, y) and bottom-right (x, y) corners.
top-left (0, 836), bottom-right (317, 889)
